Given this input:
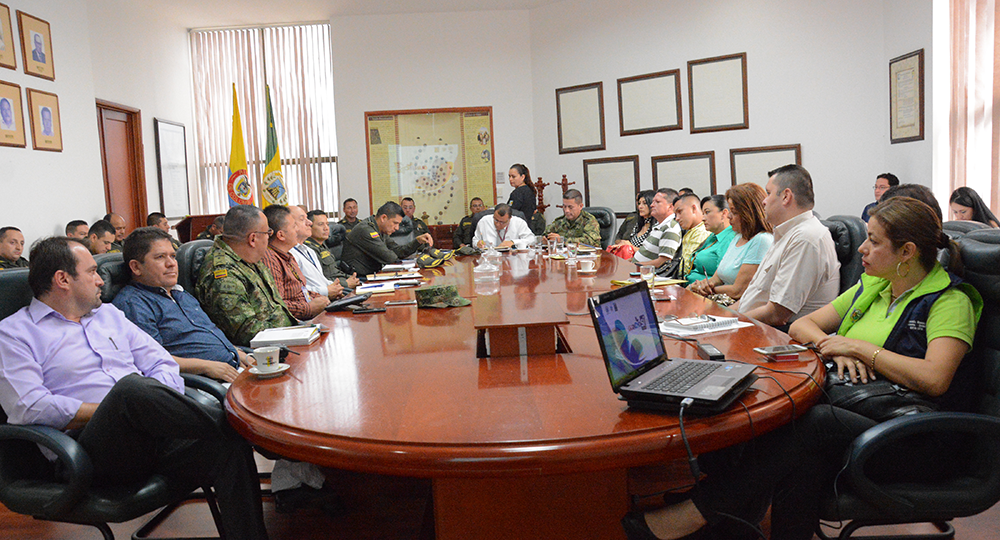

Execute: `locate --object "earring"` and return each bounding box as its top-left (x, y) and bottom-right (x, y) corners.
top-left (896, 261), bottom-right (910, 278)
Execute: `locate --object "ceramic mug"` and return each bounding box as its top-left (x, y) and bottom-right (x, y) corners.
top-left (249, 346), bottom-right (281, 373)
top-left (579, 259), bottom-right (596, 272)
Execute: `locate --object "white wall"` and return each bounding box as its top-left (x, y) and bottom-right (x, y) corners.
top-left (330, 9), bottom-right (535, 216)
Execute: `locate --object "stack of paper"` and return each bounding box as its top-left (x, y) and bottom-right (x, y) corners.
top-left (250, 325), bottom-right (320, 347)
top-left (659, 316), bottom-right (752, 337)
top-left (611, 277), bottom-right (687, 287)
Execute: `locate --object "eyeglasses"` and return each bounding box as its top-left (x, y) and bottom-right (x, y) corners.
top-left (251, 229), bottom-right (274, 238)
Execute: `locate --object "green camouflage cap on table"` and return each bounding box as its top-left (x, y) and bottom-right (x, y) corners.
top-left (414, 284), bottom-right (471, 308)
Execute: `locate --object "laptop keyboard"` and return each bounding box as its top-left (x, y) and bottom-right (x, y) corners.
top-left (646, 361), bottom-right (721, 394)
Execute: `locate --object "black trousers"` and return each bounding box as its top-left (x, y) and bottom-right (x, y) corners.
top-left (691, 405), bottom-right (876, 540)
top-left (75, 374), bottom-right (268, 540)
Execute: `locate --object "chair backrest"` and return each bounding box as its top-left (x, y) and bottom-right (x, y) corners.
top-left (389, 218), bottom-right (416, 245)
top-left (176, 239), bottom-right (214, 293)
top-left (583, 207), bottom-right (616, 248)
top-left (529, 212), bottom-right (546, 236)
top-left (326, 223), bottom-right (347, 260)
top-left (820, 215), bottom-right (866, 294)
top-left (470, 208), bottom-right (527, 235)
top-left (95, 252), bottom-right (128, 303)
top-left (0, 268), bottom-right (32, 321)
top-left (944, 220), bottom-right (991, 237)
top-left (957, 229), bottom-right (1000, 417)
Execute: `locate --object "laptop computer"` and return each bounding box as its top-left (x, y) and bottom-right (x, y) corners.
top-left (587, 281), bottom-right (757, 415)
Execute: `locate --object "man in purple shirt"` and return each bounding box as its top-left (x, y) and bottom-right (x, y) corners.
top-left (0, 237), bottom-right (268, 540)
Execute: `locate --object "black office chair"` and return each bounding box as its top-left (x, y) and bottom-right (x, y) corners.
top-left (942, 220), bottom-right (990, 241)
top-left (95, 252), bottom-right (129, 303)
top-left (582, 207), bottom-right (616, 248)
top-left (175, 240), bottom-right (214, 293)
top-left (816, 229), bottom-right (1000, 540)
top-left (0, 268), bottom-right (31, 321)
top-left (389, 218), bottom-right (416, 246)
top-left (326, 222), bottom-right (347, 260)
top-left (529, 212), bottom-right (546, 236)
top-left (821, 215), bottom-right (867, 294)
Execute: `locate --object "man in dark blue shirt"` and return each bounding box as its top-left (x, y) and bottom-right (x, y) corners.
top-left (113, 227), bottom-right (249, 382)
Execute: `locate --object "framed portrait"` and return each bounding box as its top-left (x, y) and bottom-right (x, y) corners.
top-left (889, 49), bottom-right (924, 144)
top-left (617, 69), bottom-right (682, 136)
top-left (729, 144), bottom-right (801, 186)
top-left (17, 11), bottom-right (54, 81)
top-left (582, 155), bottom-right (640, 217)
top-left (0, 80), bottom-right (25, 147)
top-left (25, 88), bottom-right (61, 152)
top-left (556, 82), bottom-right (606, 154)
top-left (0, 4), bottom-right (15, 70)
top-left (688, 52), bottom-right (748, 133)
top-left (155, 119), bottom-right (191, 218)
top-left (651, 151), bottom-right (716, 196)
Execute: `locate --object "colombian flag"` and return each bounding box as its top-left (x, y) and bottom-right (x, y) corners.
top-left (227, 84), bottom-right (254, 207)
top-left (261, 85), bottom-right (288, 208)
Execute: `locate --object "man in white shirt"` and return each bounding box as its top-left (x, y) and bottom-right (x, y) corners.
top-left (631, 188), bottom-right (682, 273)
top-left (284, 205), bottom-right (345, 300)
top-left (473, 204), bottom-right (534, 249)
top-left (737, 165), bottom-right (840, 327)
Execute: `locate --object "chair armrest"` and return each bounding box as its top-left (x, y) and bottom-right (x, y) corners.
top-left (181, 373), bottom-right (228, 403)
top-left (844, 412), bottom-right (1000, 516)
top-left (0, 423), bottom-right (93, 515)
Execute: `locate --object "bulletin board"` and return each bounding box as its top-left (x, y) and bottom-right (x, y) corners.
top-left (365, 107), bottom-right (497, 226)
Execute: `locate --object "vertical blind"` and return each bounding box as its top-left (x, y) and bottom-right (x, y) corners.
top-left (189, 23), bottom-right (338, 214)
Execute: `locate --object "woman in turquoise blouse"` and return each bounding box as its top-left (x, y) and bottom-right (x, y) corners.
top-left (685, 195), bottom-right (736, 284)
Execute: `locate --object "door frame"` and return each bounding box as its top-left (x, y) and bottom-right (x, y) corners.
top-left (96, 99), bottom-right (147, 225)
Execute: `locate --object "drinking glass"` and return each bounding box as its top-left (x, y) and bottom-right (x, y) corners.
top-left (639, 265), bottom-right (656, 291)
top-left (566, 242), bottom-right (578, 264)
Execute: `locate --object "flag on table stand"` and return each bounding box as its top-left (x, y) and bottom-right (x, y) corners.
top-left (227, 84), bottom-right (255, 207)
top-left (260, 85), bottom-right (288, 208)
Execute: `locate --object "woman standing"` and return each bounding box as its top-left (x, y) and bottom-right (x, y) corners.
top-left (949, 186), bottom-right (999, 227)
top-left (685, 195), bottom-right (736, 284)
top-left (507, 164), bottom-right (537, 218)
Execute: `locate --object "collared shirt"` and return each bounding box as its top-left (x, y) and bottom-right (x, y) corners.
top-left (543, 211), bottom-right (602, 247)
top-left (0, 257), bottom-right (28, 269)
top-left (341, 216), bottom-right (421, 276)
top-left (262, 246), bottom-right (326, 320)
top-left (678, 223), bottom-right (711, 277)
top-left (472, 215), bottom-right (535, 248)
top-left (112, 282), bottom-right (239, 367)
top-left (738, 211), bottom-right (840, 323)
top-left (633, 214), bottom-right (682, 263)
top-left (687, 226), bottom-right (737, 284)
top-left (291, 243), bottom-right (334, 297)
top-left (0, 300), bottom-right (183, 428)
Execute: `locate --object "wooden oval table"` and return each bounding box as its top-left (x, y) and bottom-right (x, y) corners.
top-left (227, 250), bottom-right (824, 540)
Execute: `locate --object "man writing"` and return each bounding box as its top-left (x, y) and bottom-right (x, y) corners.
top-left (302, 209), bottom-right (360, 290)
top-left (473, 204), bottom-right (534, 249)
top-left (631, 188), bottom-right (682, 273)
top-left (0, 237), bottom-right (268, 539)
top-left (87, 220), bottom-right (117, 255)
top-left (262, 205), bottom-right (330, 320)
top-left (544, 189), bottom-right (601, 247)
top-left (0, 226), bottom-right (27, 269)
top-left (454, 197), bottom-right (486, 248)
top-left (341, 201), bottom-right (434, 276)
top-left (737, 165), bottom-right (840, 326)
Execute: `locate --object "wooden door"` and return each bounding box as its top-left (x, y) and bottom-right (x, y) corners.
top-left (96, 100), bottom-right (146, 232)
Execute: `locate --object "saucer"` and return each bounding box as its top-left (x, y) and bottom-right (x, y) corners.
top-left (577, 269), bottom-right (598, 274)
top-left (249, 363), bottom-right (290, 379)
top-left (549, 255), bottom-right (567, 260)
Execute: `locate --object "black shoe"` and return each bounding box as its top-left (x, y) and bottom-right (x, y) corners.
top-left (621, 510), bottom-right (707, 540)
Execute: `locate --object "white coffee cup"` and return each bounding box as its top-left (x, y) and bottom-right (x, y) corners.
top-left (250, 346), bottom-right (281, 373)
top-left (579, 259), bottom-right (596, 272)
top-left (514, 238), bottom-right (531, 250)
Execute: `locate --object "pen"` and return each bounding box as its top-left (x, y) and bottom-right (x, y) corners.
top-left (109, 337), bottom-right (118, 350)
top-left (384, 300), bottom-right (417, 306)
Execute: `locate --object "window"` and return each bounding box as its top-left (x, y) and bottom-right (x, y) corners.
top-left (190, 23), bottom-right (338, 214)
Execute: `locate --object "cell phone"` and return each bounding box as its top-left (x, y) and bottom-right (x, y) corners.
top-left (353, 307), bottom-right (386, 314)
top-left (753, 344), bottom-right (808, 356)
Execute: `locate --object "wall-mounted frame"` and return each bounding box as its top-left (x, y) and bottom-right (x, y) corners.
top-left (25, 87), bottom-right (60, 152)
top-left (617, 69), bottom-right (682, 136)
top-left (583, 155), bottom-right (639, 217)
top-left (652, 151), bottom-right (717, 196)
top-left (688, 52), bottom-right (748, 133)
top-left (17, 11), bottom-right (53, 81)
top-left (0, 4), bottom-right (15, 71)
top-left (154, 118), bottom-right (191, 219)
top-left (556, 81), bottom-right (605, 154)
top-left (0, 80), bottom-right (24, 147)
top-left (889, 49), bottom-right (924, 144)
top-left (730, 144), bottom-right (801, 186)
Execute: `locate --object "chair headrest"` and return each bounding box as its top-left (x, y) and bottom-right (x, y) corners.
top-left (95, 253), bottom-right (128, 303)
top-left (584, 207), bottom-right (614, 228)
top-left (0, 268), bottom-right (32, 321)
top-left (327, 223), bottom-right (347, 246)
top-left (822, 220), bottom-right (852, 262)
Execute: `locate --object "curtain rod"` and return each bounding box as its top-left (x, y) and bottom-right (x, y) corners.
top-left (189, 20), bottom-right (329, 33)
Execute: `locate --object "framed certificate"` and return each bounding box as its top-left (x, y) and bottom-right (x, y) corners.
top-left (889, 49), bottom-right (924, 144)
top-left (729, 144), bottom-right (801, 186)
top-left (652, 151), bottom-right (716, 196)
top-left (688, 52), bottom-right (748, 133)
top-left (583, 155), bottom-right (640, 217)
top-left (617, 69), bottom-right (682, 136)
top-left (556, 82), bottom-right (606, 154)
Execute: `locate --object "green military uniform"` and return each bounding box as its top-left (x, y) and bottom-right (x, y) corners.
top-left (0, 257), bottom-right (28, 270)
top-left (452, 215), bottom-right (474, 247)
top-left (304, 236), bottom-right (352, 286)
top-left (411, 217), bottom-right (429, 237)
top-left (194, 237), bottom-right (296, 347)
top-left (169, 237), bottom-right (182, 250)
top-left (107, 241), bottom-right (123, 254)
top-left (341, 216), bottom-right (424, 276)
top-left (195, 230), bottom-right (215, 241)
top-left (340, 217), bottom-right (360, 237)
top-left (544, 211), bottom-right (601, 247)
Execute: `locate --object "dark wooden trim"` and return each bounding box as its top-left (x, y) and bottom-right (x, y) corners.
top-left (556, 81), bottom-right (606, 154)
top-left (582, 155), bottom-right (640, 218)
top-left (651, 151), bottom-right (717, 194)
top-left (688, 52), bottom-right (749, 134)
top-left (617, 69), bottom-right (683, 136)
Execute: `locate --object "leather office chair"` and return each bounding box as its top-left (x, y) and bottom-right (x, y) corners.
top-left (389, 218), bottom-right (416, 246)
top-left (175, 240), bottom-right (213, 293)
top-left (821, 215), bottom-right (866, 294)
top-left (942, 220), bottom-right (990, 241)
top-left (95, 253), bottom-right (129, 303)
top-left (816, 229), bottom-right (1000, 540)
top-left (529, 212), bottom-right (546, 236)
top-left (326, 222), bottom-right (347, 260)
top-left (0, 268), bottom-right (31, 321)
top-left (583, 206), bottom-right (616, 248)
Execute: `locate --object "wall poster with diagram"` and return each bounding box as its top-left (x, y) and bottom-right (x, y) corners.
top-left (365, 107), bottom-right (496, 226)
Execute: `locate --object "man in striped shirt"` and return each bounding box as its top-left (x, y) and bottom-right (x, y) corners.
top-left (631, 188), bottom-right (682, 273)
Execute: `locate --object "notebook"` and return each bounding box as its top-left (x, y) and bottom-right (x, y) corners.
top-left (587, 281), bottom-right (757, 415)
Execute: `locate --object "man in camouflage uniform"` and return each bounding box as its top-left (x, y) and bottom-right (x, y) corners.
top-left (0, 227), bottom-right (27, 269)
top-left (196, 215), bottom-right (225, 240)
top-left (453, 197), bottom-right (485, 248)
top-left (304, 210), bottom-right (360, 288)
top-left (544, 189), bottom-right (601, 247)
top-left (341, 201), bottom-right (433, 276)
top-left (195, 204), bottom-right (296, 347)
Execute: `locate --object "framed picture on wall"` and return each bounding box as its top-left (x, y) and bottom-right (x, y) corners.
top-left (0, 4), bottom-right (16, 70)
top-left (154, 118), bottom-right (191, 219)
top-left (25, 87), bottom-right (61, 151)
top-left (651, 151), bottom-right (716, 196)
top-left (17, 11), bottom-right (54, 81)
top-left (583, 155), bottom-right (639, 217)
top-left (556, 82), bottom-right (606, 154)
top-left (889, 49), bottom-right (924, 144)
top-left (729, 144), bottom-right (801, 186)
top-left (0, 80), bottom-right (25, 147)
top-left (688, 52), bottom-right (748, 133)
top-left (617, 69), bottom-right (682, 136)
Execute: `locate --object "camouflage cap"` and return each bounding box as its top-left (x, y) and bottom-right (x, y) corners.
top-left (454, 245), bottom-right (480, 256)
top-left (414, 284), bottom-right (471, 308)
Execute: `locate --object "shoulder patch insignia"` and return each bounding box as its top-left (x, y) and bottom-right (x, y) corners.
top-left (214, 268), bottom-right (228, 279)
top-left (369, 231), bottom-right (380, 238)
top-left (320, 251), bottom-right (331, 258)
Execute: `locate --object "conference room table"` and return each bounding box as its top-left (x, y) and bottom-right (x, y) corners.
top-left (226, 248), bottom-right (825, 540)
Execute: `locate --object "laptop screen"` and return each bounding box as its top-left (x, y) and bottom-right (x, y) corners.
top-left (589, 282), bottom-right (666, 390)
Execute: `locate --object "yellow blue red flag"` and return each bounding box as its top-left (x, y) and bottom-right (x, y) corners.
top-left (261, 85), bottom-right (288, 208)
top-left (227, 84), bottom-right (254, 207)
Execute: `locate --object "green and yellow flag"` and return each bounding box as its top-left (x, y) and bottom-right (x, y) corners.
top-left (226, 84), bottom-right (254, 207)
top-left (260, 85), bottom-right (288, 208)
